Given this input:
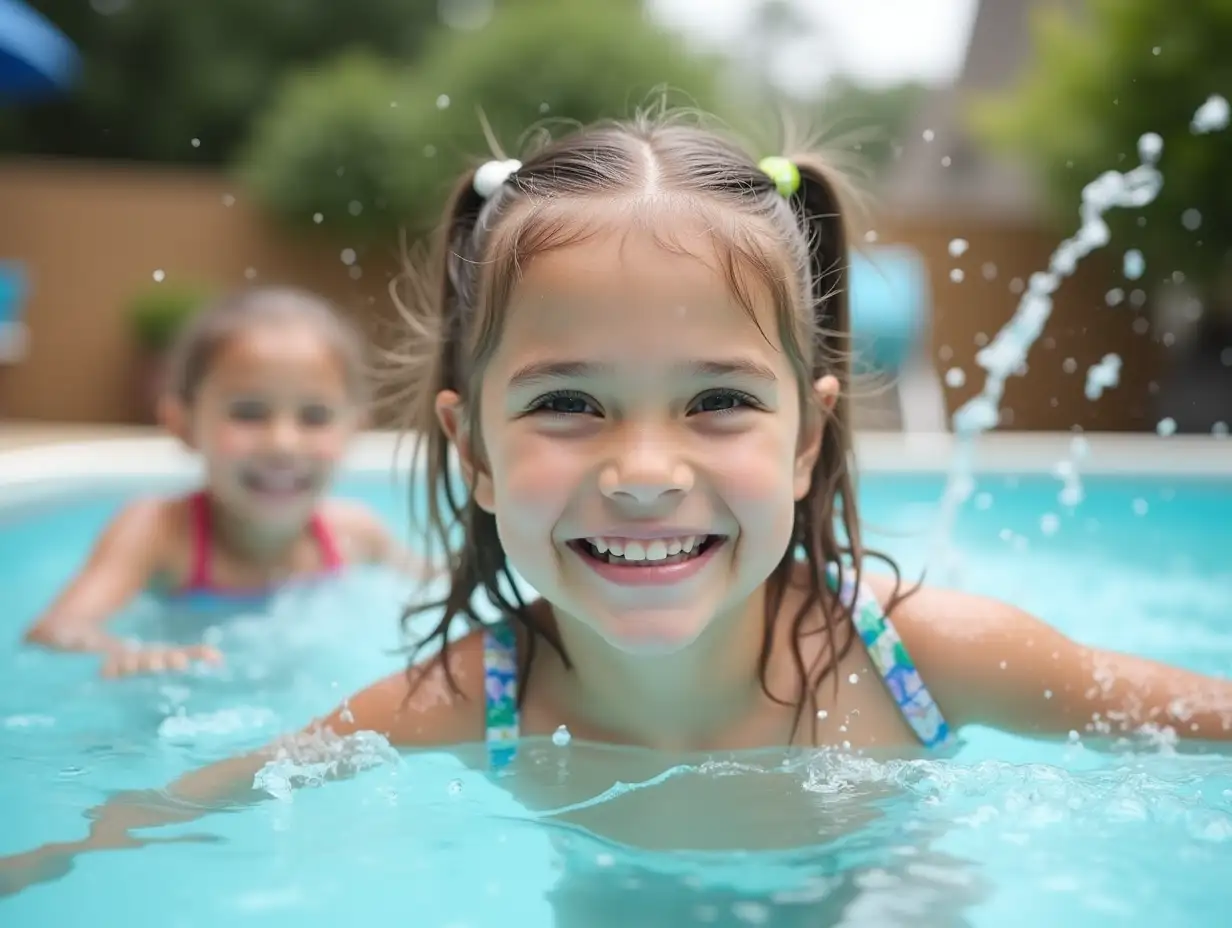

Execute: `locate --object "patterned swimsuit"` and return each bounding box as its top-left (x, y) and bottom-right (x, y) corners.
top-left (480, 564), bottom-right (950, 769)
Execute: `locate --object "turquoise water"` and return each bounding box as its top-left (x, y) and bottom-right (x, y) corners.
top-left (1, 470), bottom-right (1231, 926)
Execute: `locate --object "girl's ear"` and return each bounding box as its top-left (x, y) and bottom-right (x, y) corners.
top-left (158, 395), bottom-right (194, 449)
top-left (794, 375), bottom-right (840, 501)
top-left (435, 390), bottom-right (495, 513)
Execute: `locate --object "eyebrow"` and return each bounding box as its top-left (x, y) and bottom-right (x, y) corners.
top-left (507, 358), bottom-right (779, 389)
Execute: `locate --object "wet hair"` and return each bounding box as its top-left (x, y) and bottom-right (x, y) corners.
top-left (393, 107), bottom-right (908, 741)
top-left (163, 286), bottom-right (369, 404)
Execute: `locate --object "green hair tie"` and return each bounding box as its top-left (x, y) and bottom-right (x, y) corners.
top-left (758, 156), bottom-right (800, 197)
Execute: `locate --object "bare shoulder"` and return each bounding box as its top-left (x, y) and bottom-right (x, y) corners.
top-left (320, 497), bottom-right (395, 559)
top-left (317, 629), bottom-right (489, 748)
top-left (862, 572), bottom-right (1073, 727)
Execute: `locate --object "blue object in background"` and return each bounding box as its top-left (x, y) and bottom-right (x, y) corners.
top-left (0, 260), bottom-right (26, 326)
top-left (849, 245), bottom-right (929, 374)
top-left (0, 0), bottom-right (79, 101)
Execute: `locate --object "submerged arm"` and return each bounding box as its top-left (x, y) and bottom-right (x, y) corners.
top-left (0, 639), bottom-right (484, 897)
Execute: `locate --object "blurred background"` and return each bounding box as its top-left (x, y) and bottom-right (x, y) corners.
top-left (0, 0), bottom-right (1228, 436)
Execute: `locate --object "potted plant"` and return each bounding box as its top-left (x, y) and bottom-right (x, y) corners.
top-left (127, 281), bottom-right (212, 422)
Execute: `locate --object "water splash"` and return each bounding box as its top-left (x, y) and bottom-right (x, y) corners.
top-left (932, 97), bottom-right (1229, 568)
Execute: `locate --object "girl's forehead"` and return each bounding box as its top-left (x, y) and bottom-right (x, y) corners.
top-left (496, 229), bottom-right (786, 364)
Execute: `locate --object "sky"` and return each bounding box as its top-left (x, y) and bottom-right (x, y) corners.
top-left (649, 0), bottom-right (980, 91)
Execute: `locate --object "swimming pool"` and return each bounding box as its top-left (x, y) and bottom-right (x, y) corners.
top-left (1, 432), bottom-right (1230, 926)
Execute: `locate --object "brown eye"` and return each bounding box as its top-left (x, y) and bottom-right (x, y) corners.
top-left (300, 404), bottom-right (336, 427)
top-left (228, 399), bottom-right (269, 422)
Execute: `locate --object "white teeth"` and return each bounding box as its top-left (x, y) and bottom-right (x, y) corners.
top-left (580, 535), bottom-right (713, 565)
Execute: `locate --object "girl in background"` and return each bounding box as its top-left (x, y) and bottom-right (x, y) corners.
top-left (24, 287), bottom-right (433, 678)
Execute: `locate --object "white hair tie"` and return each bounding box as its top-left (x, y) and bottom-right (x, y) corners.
top-left (473, 159), bottom-right (522, 199)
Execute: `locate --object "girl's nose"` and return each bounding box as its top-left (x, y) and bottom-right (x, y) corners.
top-left (598, 430), bottom-right (693, 505)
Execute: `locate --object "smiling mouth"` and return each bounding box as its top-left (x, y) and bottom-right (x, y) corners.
top-left (240, 470), bottom-right (315, 495)
top-left (569, 535), bottom-right (725, 567)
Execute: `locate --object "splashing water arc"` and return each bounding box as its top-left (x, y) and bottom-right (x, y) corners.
top-left (932, 95), bottom-right (1230, 567)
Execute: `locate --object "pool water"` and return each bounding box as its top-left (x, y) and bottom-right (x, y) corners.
top-left (1, 470), bottom-right (1231, 926)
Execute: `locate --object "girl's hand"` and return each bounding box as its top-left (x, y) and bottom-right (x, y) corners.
top-left (100, 643), bottom-right (223, 679)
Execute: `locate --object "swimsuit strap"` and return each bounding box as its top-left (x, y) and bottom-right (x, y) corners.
top-left (482, 620), bottom-right (521, 770)
top-left (310, 512), bottom-right (345, 572)
top-left (180, 493), bottom-right (343, 596)
top-left (825, 563), bottom-right (951, 748)
top-left (184, 491), bottom-right (213, 592)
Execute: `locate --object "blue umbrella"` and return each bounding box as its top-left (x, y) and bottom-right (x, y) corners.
top-left (0, 0), bottom-right (80, 101)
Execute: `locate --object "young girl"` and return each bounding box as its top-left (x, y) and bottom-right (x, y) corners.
top-left (23, 286), bottom-right (432, 678)
top-left (4, 112), bottom-right (1232, 908)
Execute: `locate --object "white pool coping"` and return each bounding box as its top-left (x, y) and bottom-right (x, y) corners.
top-left (0, 430), bottom-right (1225, 512)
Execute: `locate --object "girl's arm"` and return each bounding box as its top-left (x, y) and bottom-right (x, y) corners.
top-left (889, 583), bottom-right (1232, 742)
top-left (0, 634), bottom-right (486, 897)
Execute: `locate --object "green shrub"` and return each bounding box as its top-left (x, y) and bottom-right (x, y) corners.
top-left (128, 282), bottom-right (212, 353)
top-left (237, 0), bottom-right (724, 242)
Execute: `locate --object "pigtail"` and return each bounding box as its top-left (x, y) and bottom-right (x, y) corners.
top-left (394, 165), bottom-right (546, 700)
top-left (772, 154), bottom-right (910, 739)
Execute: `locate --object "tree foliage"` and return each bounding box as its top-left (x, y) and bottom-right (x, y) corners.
top-left (0, 0), bottom-right (440, 163)
top-left (970, 0), bottom-right (1232, 291)
top-left (237, 0), bottom-right (724, 240)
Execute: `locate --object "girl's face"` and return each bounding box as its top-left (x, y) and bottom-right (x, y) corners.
top-left (171, 323), bottom-right (358, 529)
top-left (446, 223), bottom-right (824, 654)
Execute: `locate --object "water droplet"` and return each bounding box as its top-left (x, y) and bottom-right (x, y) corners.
top-left (436, 94), bottom-right (451, 109)
top-left (221, 193), bottom-right (235, 207)
top-left (348, 266), bottom-right (363, 280)
top-left (1191, 94), bottom-right (1230, 134)
top-left (448, 778), bottom-right (463, 795)
top-left (340, 248), bottom-right (357, 266)
top-left (1156, 417), bottom-right (1177, 436)
top-left (423, 144), bottom-right (437, 158)
top-left (864, 229), bottom-right (878, 243)
top-left (1138, 132), bottom-right (1163, 163)
top-left (348, 200), bottom-right (363, 216)
top-left (1123, 249), bottom-right (1145, 280)
top-left (982, 262), bottom-right (998, 280)
top-left (439, 0), bottom-right (495, 31)
top-left (975, 492), bottom-right (993, 510)
top-left (1129, 289), bottom-right (1147, 308)
top-left (1182, 208), bottom-right (1202, 231)
top-left (1152, 46), bottom-right (1161, 56)
top-left (539, 102), bottom-right (550, 114)
top-left (950, 268), bottom-right (965, 283)
top-left (595, 852), bottom-right (615, 867)
top-left (1040, 513), bottom-right (1060, 535)
top-left (313, 212), bottom-right (324, 224)
top-left (1009, 277), bottom-right (1024, 294)
top-left (1212, 421), bottom-right (1228, 438)
top-left (1132, 316), bottom-right (1150, 335)
top-left (938, 345), bottom-right (953, 362)
top-left (552, 724), bottom-right (571, 747)
top-left (847, 673), bottom-right (859, 684)
top-left (816, 709), bottom-right (828, 720)
top-left (244, 267), bottom-right (257, 280)
top-left (1044, 689), bottom-right (1054, 699)
top-left (948, 238), bottom-right (969, 258)
top-left (1085, 354), bottom-right (1122, 400)
top-left (1062, 357), bottom-right (1078, 374)
top-left (922, 129), bottom-right (935, 142)
top-left (941, 155), bottom-right (952, 167)
top-left (1222, 347), bottom-right (1232, 367)
top-left (190, 137), bottom-right (200, 148)
top-left (944, 367), bottom-right (966, 388)
top-left (1105, 288), bottom-right (1124, 306)
top-left (999, 660), bottom-right (1008, 670)
top-left (151, 269), bottom-right (165, 282)
top-left (1132, 498), bottom-right (1149, 516)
